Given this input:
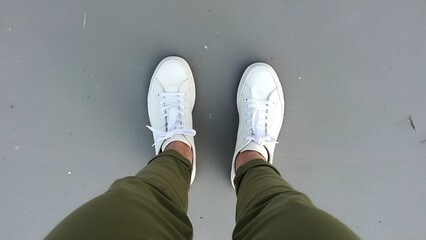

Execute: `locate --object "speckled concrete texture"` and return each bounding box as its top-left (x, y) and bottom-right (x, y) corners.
top-left (1, 1), bottom-right (426, 239)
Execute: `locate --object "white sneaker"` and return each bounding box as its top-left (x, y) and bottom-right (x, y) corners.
top-left (147, 56), bottom-right (197, 184)
top-left (230, 63), bottom-right (285, 188)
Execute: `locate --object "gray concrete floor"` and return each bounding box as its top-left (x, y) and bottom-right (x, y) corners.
top-left (1, 0), bottom-right (426, 239)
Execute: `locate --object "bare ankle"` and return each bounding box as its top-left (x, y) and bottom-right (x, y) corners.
top-left (235, 150), bottom-right (266, 171)
top-left (164, 141), bottom-right (193, 164)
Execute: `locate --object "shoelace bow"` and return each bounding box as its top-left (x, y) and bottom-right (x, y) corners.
top-left (245, 99), bottom-right (277, 145)
top-left (147, 92), bottom-right (196, 146)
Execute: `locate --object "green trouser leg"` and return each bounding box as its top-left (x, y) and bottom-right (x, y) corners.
top-left (45, 150), bottom-right (193, 240)
top-left (233, 159), bottom-right (360, 240)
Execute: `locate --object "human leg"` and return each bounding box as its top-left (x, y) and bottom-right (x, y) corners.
top-left (233, 154), bottom-right (359, 240)
top-left (45, 149), bottom-right (193, 240)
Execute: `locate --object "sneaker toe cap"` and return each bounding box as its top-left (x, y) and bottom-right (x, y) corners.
top-left (243, 64), bottom-right (279, 99)
top-left (155, 61), bottom-right (188, 92)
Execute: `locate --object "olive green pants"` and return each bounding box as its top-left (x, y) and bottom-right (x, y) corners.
top-left (45, 150), bottom-right (359, 240)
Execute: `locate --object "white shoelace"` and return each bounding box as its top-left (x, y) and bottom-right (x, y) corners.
top-left (147, 92), bottom-right (196, 146)
top-left (245, 99), bottom-right (277, 145)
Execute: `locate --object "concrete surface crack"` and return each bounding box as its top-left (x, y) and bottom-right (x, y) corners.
top-left (409, 115), bottom-right (416, 131)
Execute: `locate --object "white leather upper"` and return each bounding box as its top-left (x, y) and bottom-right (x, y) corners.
top-left (231, 63), bottom-right (285, 188)
top-left (147, 56), bottom-right (197, 184)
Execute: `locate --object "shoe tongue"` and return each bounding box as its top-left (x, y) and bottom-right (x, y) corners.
top-left (241, 142), bottom-right (269, 161)
top-left (166, 108), bottom-right (179, 131)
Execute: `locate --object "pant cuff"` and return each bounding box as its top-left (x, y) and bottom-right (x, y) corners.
top-left (234, 159), bottom-right (281, 192)
top-left (148, 150), bottom-right (192, 169)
